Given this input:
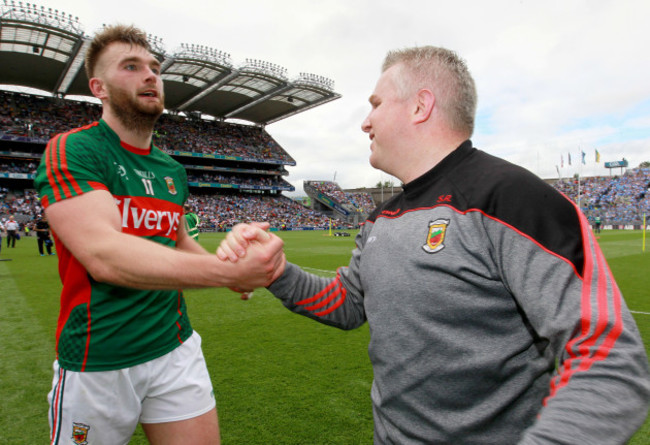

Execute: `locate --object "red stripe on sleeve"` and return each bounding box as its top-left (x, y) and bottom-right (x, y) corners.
top-left (296, 275), bottom-right (348, 318)
top-left (303, 287), bottom-right (344, 311)
top-left (45, 123), bottom-right (101, 204)
top-left (315, 288), bottom-right (347, 316)
top-left (57, 131), bottom-right (85, 197)
top-left (544, 206), bottom-right (623, 405)
top-left (45, 135), bottom-right (64, 202)
top-left (296, 278), bottom-right (340, 306)
top-left (50, 134), bottom-right (72, 199)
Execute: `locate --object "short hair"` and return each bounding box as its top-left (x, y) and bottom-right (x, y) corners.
top-left (85, 24), bottom-right (151, 79)
top-left (382, 46), bottom-right (477, 137)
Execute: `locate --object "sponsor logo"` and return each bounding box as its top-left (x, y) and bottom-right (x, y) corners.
top-left (422, 219), bottom-right (450, 254)
top-left (114, 196), bottom-right (182, 238)
top-left (437, 194), bottom-right (452, 203)
top-left (134, 169), bottom-right (156, 180)
top-left (72, 422), bottom-right (90, 445)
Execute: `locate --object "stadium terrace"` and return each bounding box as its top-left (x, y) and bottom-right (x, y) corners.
top-left (1, 1), bottom-right (649, 233)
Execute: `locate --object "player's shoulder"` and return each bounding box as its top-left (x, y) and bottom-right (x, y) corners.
top-left (155, 147), bottom-right (188, 176)
top-left (46, 121), bottom-right (104, 154)
top-left (148, 144), bottom-right (176, 164)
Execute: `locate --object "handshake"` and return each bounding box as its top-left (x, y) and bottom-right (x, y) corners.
top-left (216, 222), bottom-right (286, 293)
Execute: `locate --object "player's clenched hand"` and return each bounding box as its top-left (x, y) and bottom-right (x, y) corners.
top-left (216, 222), bottom-right (270, 262)
top-left (222, 231), bottom-right (286, 290)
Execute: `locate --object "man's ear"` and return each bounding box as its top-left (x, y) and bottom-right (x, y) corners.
top-left (88, 77), bottom-right (107, 100)
top-left (413, 89), bottom-right (435, 124)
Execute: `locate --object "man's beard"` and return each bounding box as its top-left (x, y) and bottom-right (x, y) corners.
top-left (106, 85), bottom-right (164, 135)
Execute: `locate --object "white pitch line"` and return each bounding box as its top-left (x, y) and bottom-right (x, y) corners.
top-left (630, 311), bottom-right (650, 315)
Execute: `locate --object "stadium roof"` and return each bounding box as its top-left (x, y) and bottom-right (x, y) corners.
top-left (0, 0), bottom-right (341, 126)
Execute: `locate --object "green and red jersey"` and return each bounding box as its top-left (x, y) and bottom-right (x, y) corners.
top-left (184, 212), bottom-right (200, 240)
top-left (35, 119), bottom-right (193, 372)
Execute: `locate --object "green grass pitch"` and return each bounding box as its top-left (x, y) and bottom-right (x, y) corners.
top-left (0, 229), bottom-right (648, 444)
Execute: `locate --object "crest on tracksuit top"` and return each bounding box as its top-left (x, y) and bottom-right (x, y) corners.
top-left (423, 218), bottom-right (450, 253)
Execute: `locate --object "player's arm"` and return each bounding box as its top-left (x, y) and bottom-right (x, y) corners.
top-left (219, 223), bottom-right (367, 330)
top-left (175, 217), bottom-right (209, 255)
top-left (46, 190), bottom-right (285, 290)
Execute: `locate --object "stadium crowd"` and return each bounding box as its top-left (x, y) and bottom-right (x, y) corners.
top-left (154, 116), bottom-right (294, 163)
top-left (0, 90), bottom-right (293, 163)
top-left (0, 90), bottom-right (100, 140)
top-left (0, 162), bottom-right (38, 175)
top-left (2, 168), bottom-right (649, 233)
top-left (0, 187), bottom-right (343, 233)
top-left (186, 193), bottom-right (339, 231)
top-left (186, 172), bottom-right (291, 189)
top-left (2, 91), bottom-right (648, 231)
top-left (553, 167), bottom-right (650, 224)
top-left (0, 90), bottom-right (370, 229)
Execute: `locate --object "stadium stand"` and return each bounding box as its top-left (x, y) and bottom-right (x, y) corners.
top-left (0, 90), bottom-right (350, 230)
top-left (553, 168), bottom-right (650, 226)
top-left (0, 1), bottom-right (646, 232)
top-left (303, 180), bottom-right (375, 224)
top-left (187, 193), bottom-right (336, 231)
top-left (0, 0), bottom-right (347, 232)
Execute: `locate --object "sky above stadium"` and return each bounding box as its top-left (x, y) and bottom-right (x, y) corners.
top-left (30, 0), bottom-right (650, 195)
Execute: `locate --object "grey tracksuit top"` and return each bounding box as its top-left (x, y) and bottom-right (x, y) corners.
top-left (268, 140), bottom-right (650, 444)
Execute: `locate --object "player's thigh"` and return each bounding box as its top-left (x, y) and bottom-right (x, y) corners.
top-left (48, 361), bottom-right (140, 445)
top-left (142, 407), bottom-right (220, 445)
top-left (138, 332), bottom-right (216, 424)
top-left (139, 332), bottom-right (218, 443)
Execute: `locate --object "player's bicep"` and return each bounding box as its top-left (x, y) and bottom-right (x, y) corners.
top-left (45, 190), bottom-right (123, 262)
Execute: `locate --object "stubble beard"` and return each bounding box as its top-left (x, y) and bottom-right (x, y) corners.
top-left (107, 85), bottom-right (164, 136)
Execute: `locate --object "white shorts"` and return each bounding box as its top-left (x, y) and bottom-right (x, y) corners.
top-left (48, 331), bottom-right (215, 445)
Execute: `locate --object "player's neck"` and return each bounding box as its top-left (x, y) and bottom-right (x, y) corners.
top-left (102, 113), bottom-right (154, 151)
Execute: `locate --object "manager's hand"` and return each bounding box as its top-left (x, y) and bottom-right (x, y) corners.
top-left (217, 222), bottom-right (270, 262)
top-left (218, 222), bottom-right (286, 291)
